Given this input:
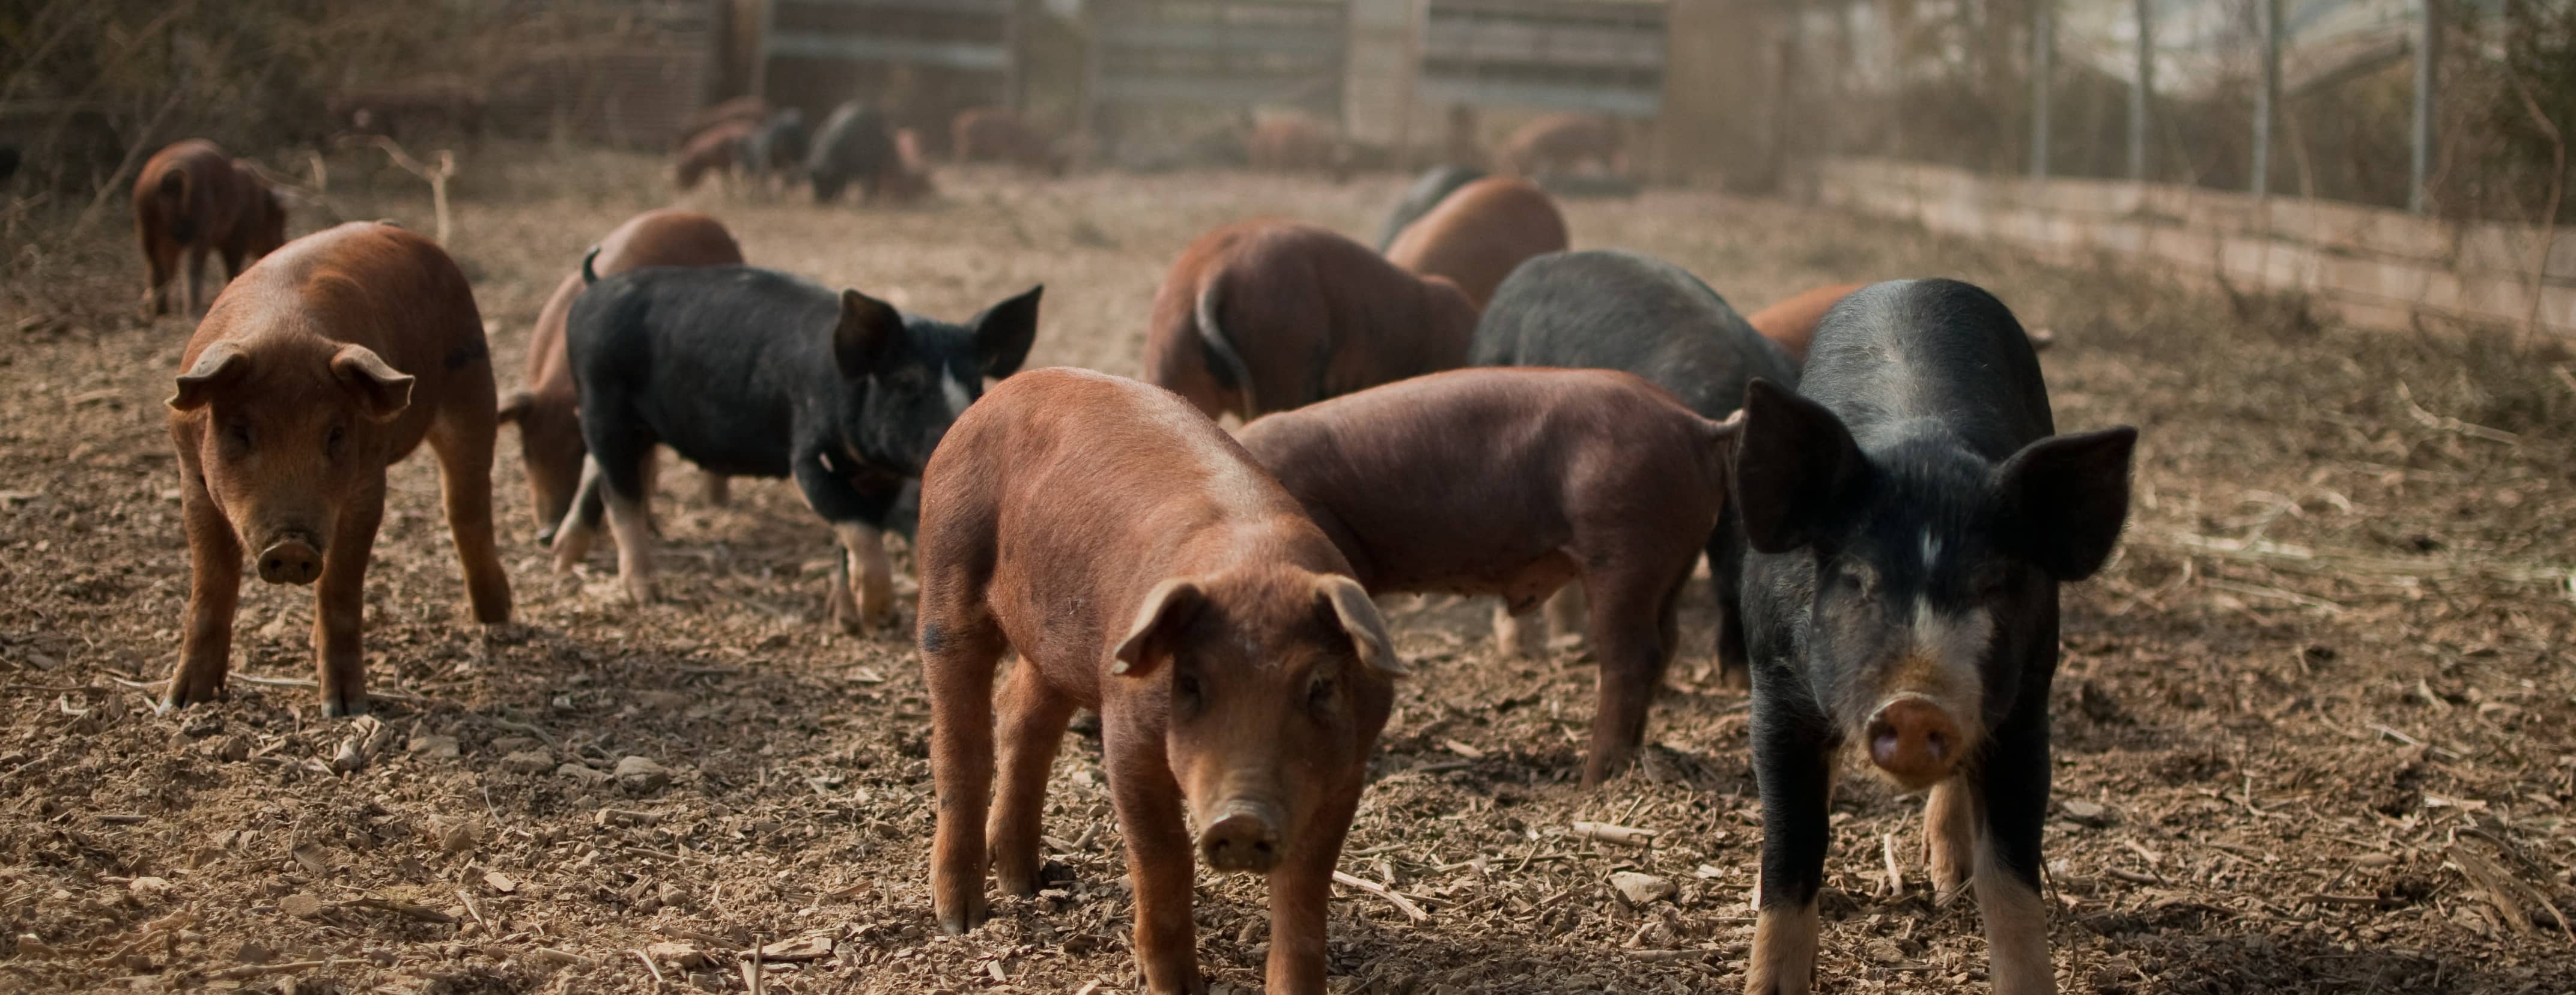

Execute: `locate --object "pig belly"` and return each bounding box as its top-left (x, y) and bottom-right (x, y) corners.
top-left (1382, 549), bottom-right (1579, 615)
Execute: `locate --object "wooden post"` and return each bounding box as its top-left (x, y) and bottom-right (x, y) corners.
top-left (2410, 0), bottom-right (2440, 214)
top-left (2130, 0), bottom-right (2152, 181)
top-left (2252, 0), bottom-right (2279, 198)
top-left (2029, 0), bottom-right (2052, 180)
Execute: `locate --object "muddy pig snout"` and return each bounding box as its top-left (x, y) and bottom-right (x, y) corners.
top-left (1197, 799), bottom-right (1285, 874)
top-left (256, 535), bottom-right (323, 585)
top-left (1866, 695), bottom-right (1964, 785)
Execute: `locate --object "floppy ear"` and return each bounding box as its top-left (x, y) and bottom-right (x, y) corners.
top-left (1731, 378), bottom-right (1865, 555)
top-left (1314, 575), bottom-right (1403, 677)
top-left (168, 344), bottom-right (250, 412)
top-left (496, 389), bottom-right (533, 425)
top-left (330, 345), bottom-right (415, 423)
top-left (1993, 426), bottom-right (2137, 582)
top-left (832, 288), bottom-right (905, 380)
top-left (971, 285), bottom-right (1042, 380)
top-left (1112, 578), bottom-right (1204, 677)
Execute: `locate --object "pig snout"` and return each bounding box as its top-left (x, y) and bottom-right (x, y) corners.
top-left (256, 535), bottom-right (324, 585)
top-left (1866, 695), bottom-right (1964, 786)
top-left (1197, 799), bottom-right (1285, 874)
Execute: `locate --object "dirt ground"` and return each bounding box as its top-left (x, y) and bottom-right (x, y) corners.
top-left (3, 147), bottom-right (2575, 994)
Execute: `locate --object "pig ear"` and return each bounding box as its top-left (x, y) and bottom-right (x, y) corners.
top-left (1112, 578), bottom-right (1204, 677)
top-left (832, 288), bottom-right (905, 379)
top-left (1314, 575), bottom-right (1403, 677)
top-left (496, 389), bottom-right (532, 425)
top-left (1993, 426), bottom-right (2138, 582)
top-left (970, 285), bottom-right (1042, 380)
top-left (168, 344), bottom-right (251, 412)
top-left (330, 345), bottom-right (415, 423)
top-left (1731, 378), bottom-right (1865, 555)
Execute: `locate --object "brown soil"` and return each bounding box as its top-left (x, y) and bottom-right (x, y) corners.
top-left (2, 147), bottom-right (2573, 994)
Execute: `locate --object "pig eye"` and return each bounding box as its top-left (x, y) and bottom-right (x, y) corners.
top-left (326, 425), bottom-right (347, 459)
top-left (1305, 674), bottom-right (1335, 716)
top-left (225, 422), bottom-right (253, 452)
top-left (1173, 671), bottom-right (1204, 712)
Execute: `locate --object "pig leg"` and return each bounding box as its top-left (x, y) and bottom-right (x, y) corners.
top-left (1576, 567), bottom-right (1684, 787)
top-left (1709, 510), bottom-right (1754, 690)
top-left (1746, 701), bottom-right (1834, 995)
top-left (550, 456), bottom-right (604, 571)
top-left (141, 229), bottom-right (177, 318)
top-left (183, 246), bottom-right (209, 316)
top-left (1972, 614), bottom-right (2060, 995)
top-left (580, 403), bottom-right (660, 602)
top-left (1922, 778), bottom-right (1978, 905)
top-left (312, 477), bottom-right (386, 717)
top-left (924, 615), bottom-right (1008, 935)
top-left (1489, 602), bottom-right (1546, 659)
top-left (1263, 777), bottom-right (1362, 994)
top-left (793, 456), bottom-right (903, 631)
top-left (166, 465), bottom-right (243, 709)
top-left (988, 659), bottom-right (1077, 897)
top-left (1543, 581), bottom-right (1588, 646)
top-left (428, 406), bottom-right (514, 625)
top-left (700, 472), bottom-right (731, 507)
top-left (603, 482), bottom-right (657, 604)
top-left (1105, 741), bottom-right (1206, 995)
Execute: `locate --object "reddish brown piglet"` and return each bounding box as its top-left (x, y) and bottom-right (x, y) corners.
top-left (1247, 115), bottom-right (1344, 177)
top-left (1384, 176), bottom-right (1569, 310)
top-left (951, 106), bottom-right (1066, 175)
top-left (498, 209), bottom-right (744, 541)
top-left (1743, 282), bottom-right (1867, 367)
top-left (1238, 367), bottom-right (1740, 786)
top-left (1144, 220), bottom-right (1477, 422)
top-left (916, 368), bottom-right (1402, 995)
top-left (163, 222), bottom-right (512, 717)
top-left (133, 139), bottom-right (288, 318)
top-left (1498, 112), bottom-right (1626, 176)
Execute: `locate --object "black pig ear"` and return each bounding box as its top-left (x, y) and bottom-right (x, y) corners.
top-left (1731, 378), bottom-right (1864, 555)
top-left (1994, 426), bottom-right (2137, 581)
top-left (1112, 578), bottom-right (1203, 678)
top-left (832, 289), bottom-right (905, 379)
top-left (971, 285), bottom-right (1042, 380)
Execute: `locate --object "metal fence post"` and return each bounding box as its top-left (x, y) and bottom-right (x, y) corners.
top-left (2411, 0), bottom-right (2441, 214)
top-left (2253, 0), bottom-right (2279, 198)
top-left (2131, 0), bottom-right (2153, 181)
top-left (2030, 0), bottom-right (2053, 180)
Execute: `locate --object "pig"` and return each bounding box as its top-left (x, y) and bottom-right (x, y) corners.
top-left (1247, 115), bottom-right (1344, 178)
top-left (809, 102), bottom-right (933, 203)
top-left (549, 262), bottom-right (1038, 629)
top-left (1237, 368), bottom-right (1738, 786)
top-left (133, 139), bottom-right (288, 318)
top-left (1730, 279), bottom-right (2135, 995)
top-left (497, 210), bottom-right (744, 542)
top-left (1143, 220), bottom-right (1477, 422)
top-left (1499, 112), bottom-right (1626, 177)
top-left (1382, 177), bottom-right (1569, 310)
top-left (1471, 249), bottom-right (1796, 685)
top-left (163, 222), bottom-right (512, 716)
top-left (676, 95), bottom-right (769, 148)
top-left (329, 77), bottom-right (487, 142)
top-left (915, 367), bottom-right (1401, 995)
top-left (1372, 164), bottom-right (1486, 251)
top-left (742, 108), bottom-right (809, 186)
top-left (1743, 282), bottom-right (1867, 366)
top-left (674, 119), bottom-right (756, 191)
top-left (951, 106), bottom-right (1066, 175)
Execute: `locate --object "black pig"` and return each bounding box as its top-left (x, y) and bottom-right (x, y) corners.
top-left (808, 102), bottom-right (923, 203)
top-left (1730, 279), bottom-right (2134, 995)
top-left (551, 259), bottom-right (1039, 631)
top-left (744, 108), bottom-right (808, 184)
top-left (1470, 249), bottom-right (1796, 688)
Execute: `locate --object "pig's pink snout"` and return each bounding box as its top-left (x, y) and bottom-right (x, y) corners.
top-left (1867, 696), bottom-right (1963, 786)
top-left (257, 537), bottom-right (323, 585)
top-left (1197, 800), bottom-right (1284, 874)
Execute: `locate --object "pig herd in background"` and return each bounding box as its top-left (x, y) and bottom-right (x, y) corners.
top-left (129, 116), bottom-right (2130, 994)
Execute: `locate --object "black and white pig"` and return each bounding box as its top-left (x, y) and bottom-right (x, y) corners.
top-left (1730, 279), bottom-right (2134, 995)
top-left (550, 257), bottom-right (1039, 631)
top-left (1470, 249), bottom-right (1796, 685)
top-left (808, 102), bottom-right (929, 203)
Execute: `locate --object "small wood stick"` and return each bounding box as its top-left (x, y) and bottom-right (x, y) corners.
top-left (634, 948), bottom-right (665, 987)
top-left (457, 888), bottom-right (491, 931)
top-left (1332, 870), bottom-right (1429, 922)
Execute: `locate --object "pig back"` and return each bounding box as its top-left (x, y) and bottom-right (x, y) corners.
top-left (1800, 279), bottom-right (2055, 457)
top-left (1470, 249), bottom-right (1792, 420)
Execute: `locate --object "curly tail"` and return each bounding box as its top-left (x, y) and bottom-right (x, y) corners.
top-left (580, 246), bottom-right (602, 285)
top-left (1194, 276), bottom-right (1257, 419)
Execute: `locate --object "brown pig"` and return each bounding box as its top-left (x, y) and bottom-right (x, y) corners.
top-left (1743, 282), bottom-right (1866, 366)
top-left (674, 119), bottom-right (756, 191)
top-left (1238, 367), bottom-right (1739, 787)
top-left (1499, 112), bottom-right (1626, 176)
top-left (497, 210), bottom-right (745, 541)
top-left (916, 367), bottom-right (1401, 995)
top-left (951, 106), bottom-right (1066, 174)
top-left (1247, 115), bottom-right (1345, 177)
top-left (1144, 220), bottom-right (1477, 422)
top-left (133, 139), bottom-right (288, 318)
top-left (1383, 177), bottom-right (1569, 310)
top-left (163, 222), bottom-right (512, 716)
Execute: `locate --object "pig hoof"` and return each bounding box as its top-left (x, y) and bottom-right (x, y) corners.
top-left (936, 898), bottom-right (988, 935)
top-left (321, 694), bottom-right (369, 719)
